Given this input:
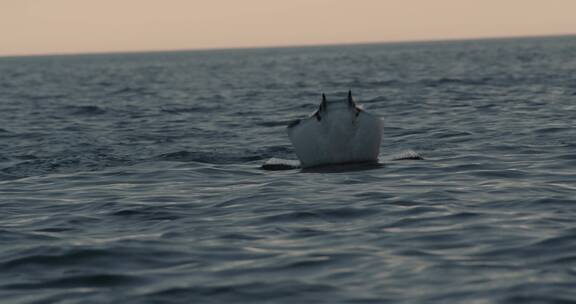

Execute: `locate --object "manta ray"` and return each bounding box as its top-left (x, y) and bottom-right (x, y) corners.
top-left (288, 91), bottom-right (382, 168)
top-left (262, 91), bottom-right (421, 170)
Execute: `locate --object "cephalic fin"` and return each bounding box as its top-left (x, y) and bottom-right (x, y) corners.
top-left (347, 90), bottom-right (355, 107)
top-left (315, 93), bottom-right (328, 121)
top-left (321, 93), bottom-right (327, 111)
top-left (347, 90), bottom-right (362, 117)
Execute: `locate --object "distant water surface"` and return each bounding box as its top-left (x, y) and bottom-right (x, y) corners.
top-left (1, 36), bottom-right (575, 303)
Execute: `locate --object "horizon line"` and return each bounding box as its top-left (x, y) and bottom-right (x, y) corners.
top-left (1, 33), bottom-right (575, 59)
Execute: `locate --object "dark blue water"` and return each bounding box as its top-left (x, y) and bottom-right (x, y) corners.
top-left (1, 36), bottom-right (575, 303)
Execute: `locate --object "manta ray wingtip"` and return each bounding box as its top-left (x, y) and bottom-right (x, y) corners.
top-left (287, 119), bottom-right (301, 129)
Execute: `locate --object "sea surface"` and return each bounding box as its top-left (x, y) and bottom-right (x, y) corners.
top-left (1, 36), bottom-right (575, 303)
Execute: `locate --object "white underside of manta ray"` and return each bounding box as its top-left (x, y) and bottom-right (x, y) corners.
top-left (262, 91), bottom-right (422, 170)
top-left (288, 91), bottom-right (382, 168)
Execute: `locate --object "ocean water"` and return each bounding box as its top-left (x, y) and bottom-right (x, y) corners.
top-left (1, 36), bottom-right (575, 303)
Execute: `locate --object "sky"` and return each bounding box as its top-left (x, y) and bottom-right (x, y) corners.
top-left (1, 0), bottom-right (576, 56)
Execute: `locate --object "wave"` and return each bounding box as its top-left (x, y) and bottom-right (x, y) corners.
top-left (156, 147), bottom-right (292, 164)
top-left (65, 105), bottom-right (107, 116)
top-left (160, 105), bottom-right (221, 114)
top-left (0, 152), bottom-right (132, 180)
top-left (3, 274), bottom-right (143, 289)
top-left (108, 86), bottom-right (155, 97)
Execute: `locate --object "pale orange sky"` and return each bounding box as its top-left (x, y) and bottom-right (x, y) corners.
top-left (1, 0), bottom-right (576, 56)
